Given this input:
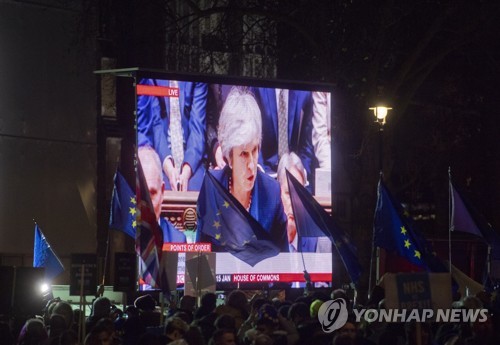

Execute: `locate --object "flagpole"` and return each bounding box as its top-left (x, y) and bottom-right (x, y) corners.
top-left (368, 239), bottom-right (380, 299)
top-left (102, 233), bottom-right (110, 287)
top-left (196, 251), bottom-right (202, 303)
top-left (368, 216), bottom-right (376, 299)
top-left (78, 263), bottom-right (86, 345)
top-left (448, 167), bottom-right (452, 273)
top-left (101, 230), bottom-right (111, 290)
top-left (300, 250), bottom-right (311, 294)
top-left (300, 250), bottom-right (307, 275)
top-left (160, 291), bottom-right (165, 326)
top-left (375, 172), bottom-right (382, 285)
top-left (369, 173), bottom-right (382, 298)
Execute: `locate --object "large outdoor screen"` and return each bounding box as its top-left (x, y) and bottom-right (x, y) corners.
top-left (135, 72), bottom-right (334, 288)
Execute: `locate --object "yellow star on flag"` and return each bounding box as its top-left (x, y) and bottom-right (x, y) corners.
top-left (132, 220), bottom-right (137, 228)
top-left (414, 250), bottom-right (421, 259)
top-left (129, 207), bottom-right (137, 216)
top-left (404, 239), bottom-right (411, 249)
top-left (223, 200), bottom-right (230, 208)
top-left (215, 233), bottom-right (221, 240)
top-left (130, 197), bottom-right (136, 204)
top-left (213, 220), bottom-right (221, 229)
top-left (401, 226), bottom-right (407, 235)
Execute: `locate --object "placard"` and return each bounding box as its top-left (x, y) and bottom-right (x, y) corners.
top-left (113, 252), bottom-right (136, 292)
top-left (184, 253), bottom-right (216, 297)
top-left (381, 272), bottom-right (452, 310)
top-left (70, 254), bottom-right (97, 296)
top-left (159, 251), bottom-right (179, 293)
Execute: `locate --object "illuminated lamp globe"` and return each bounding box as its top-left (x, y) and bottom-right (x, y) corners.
top-left (369, 106), bottom-right (392, 125)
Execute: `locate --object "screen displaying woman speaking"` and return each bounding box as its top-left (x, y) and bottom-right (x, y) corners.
top-left (135, 74), bottom-right (339, 285)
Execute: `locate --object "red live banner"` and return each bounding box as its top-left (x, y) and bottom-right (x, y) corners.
top-left (163, 242), bottom-right (212, 252)
top-left (136, 84), bottom-right (179, 97)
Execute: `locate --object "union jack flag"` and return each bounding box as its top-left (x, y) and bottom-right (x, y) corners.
top-left (136, 160), bottom-right (164, 288)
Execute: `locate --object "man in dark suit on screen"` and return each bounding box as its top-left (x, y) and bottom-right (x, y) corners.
top-left (252, 87), bottom-right (316, 190)
top-left (137, 79), bottom-right (207, 191)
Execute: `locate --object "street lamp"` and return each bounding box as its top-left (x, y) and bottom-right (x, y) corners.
top-left (369, 106), bottom-right (392, 125)
top-left (368, 105), bottom-right (391, 298)
top-left (369, 106), bottom-right (392, 172)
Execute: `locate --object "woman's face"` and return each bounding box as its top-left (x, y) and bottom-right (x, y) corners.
top-left (230, 139), bottom-right (259, 193)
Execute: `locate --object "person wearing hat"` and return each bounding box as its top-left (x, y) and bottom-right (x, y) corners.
top-left (86, 297), bottom-right (112, 334)
top-left (134, 294), bottom-right (161, 327)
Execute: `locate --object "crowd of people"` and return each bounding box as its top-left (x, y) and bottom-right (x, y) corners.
top-left (1, 285), bottom-right (500, 345)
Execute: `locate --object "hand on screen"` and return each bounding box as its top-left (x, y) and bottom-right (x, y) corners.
top-left (179, 164), bottom-right (192, 191)
top-left (287, 214), bottom-right (297, 245)
top-left (163, 158), bottom-right (179, 191)
top-left (214, 145), bottom-right (226, 170)
top-left (303, 270), bottom-right (311, 283)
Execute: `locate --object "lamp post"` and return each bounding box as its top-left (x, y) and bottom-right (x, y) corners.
top-left (369, 106), bottom-right (391, 173)
top-left (368, 106), bottom-right (391, 298)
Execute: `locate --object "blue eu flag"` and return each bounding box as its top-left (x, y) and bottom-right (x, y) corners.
top-left (374, 180), bottom-right (446, 271)
top-left (197, 171), bottom-right (280, 266)
top-left (109, 170), bottom-right (136, 239)
top-left (33, 224), bottom-right (65, 280)
top-left (287, 170), bottom-right (362, 284)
